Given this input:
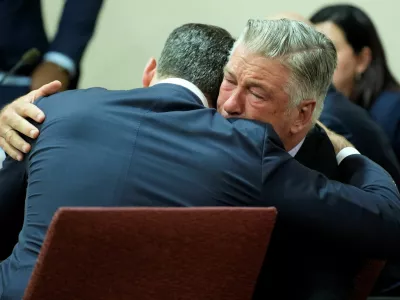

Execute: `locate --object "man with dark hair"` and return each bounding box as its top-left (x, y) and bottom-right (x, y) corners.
top-left (0, 23), bottom-right (238, 298)
top-left (157, 24), bottom-right (234, 105)
top-left (0, 23), bottom-right (235, 263)
top-left (1, 20), bottom-right (400, 300)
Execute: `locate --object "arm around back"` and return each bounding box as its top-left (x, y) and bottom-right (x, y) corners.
top-left (261, 133), bottom-right (400, 259)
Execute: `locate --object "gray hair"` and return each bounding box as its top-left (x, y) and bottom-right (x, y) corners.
top-left (157, 23), bottom-right (235, 106)
top-left (232, 19), bottom-right (337, 122)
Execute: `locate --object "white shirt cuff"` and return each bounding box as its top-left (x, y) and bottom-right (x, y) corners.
top-left (0, 149), bottom-right (5, 169)
top-left (44, 52), bottom-right (76, 77)
top-left (336, 147), bottom-right (360, 164)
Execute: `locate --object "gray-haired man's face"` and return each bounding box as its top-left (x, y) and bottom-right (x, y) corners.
top-left (216, 45), bottom-right (316, 151)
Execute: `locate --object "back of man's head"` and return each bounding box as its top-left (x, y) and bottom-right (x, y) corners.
top-left (157, 23), bottom-right (235, 107)
top-left (232, 19), bottom-right (337, 122)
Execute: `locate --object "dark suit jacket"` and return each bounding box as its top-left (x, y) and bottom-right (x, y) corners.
top-left (370, 90), bottom-right (400, 163)
top-left (320, 86), bottom-right (400, 185)
top-left (296, 124), bottom-right (340, 180)
top-left (320, 86), bottom-right (400, 295)
top-left (257, 125), bottom-right (359, 300)
top-left (1, 84), bottom-right (400, 300)
top-left (0, 0), bottom-right (103, 107)
top-left (0, 0), bottom-right (103, 74)
top-left (0, 157), bottom-right (26, 261)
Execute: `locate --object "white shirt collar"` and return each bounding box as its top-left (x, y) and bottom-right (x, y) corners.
top-left (288, 138), bottom-right (305, 157)
top-left (155, 78), bottom-right (209, 108)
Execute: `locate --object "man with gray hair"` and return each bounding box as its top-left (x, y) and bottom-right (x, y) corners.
top-left (218, 18), bottom-right (336, 154)
top-left (217, 19), bottom-right (355, 299)
top-left (0, 20), bottom-right (400, 300)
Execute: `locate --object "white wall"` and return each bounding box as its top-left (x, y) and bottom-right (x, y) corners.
top-left (42, 0), bottom-right (400, 90)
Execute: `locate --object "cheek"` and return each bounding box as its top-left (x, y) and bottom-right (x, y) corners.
top-left (260, 104), bottom-right (292, 131)
top-left (334, 51), bottom-right (357, 82)
top-left (247, 102), bottom-right (279, 124)
top-left (268, 113), bottom-right (293, 142)
top-left (216, 90), bottom-right (230, 111)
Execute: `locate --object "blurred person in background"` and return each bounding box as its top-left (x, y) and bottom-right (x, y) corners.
top-left (310, 4), bottom-right (400, 164)
top-left (0, 0), bottom-right (104, 108)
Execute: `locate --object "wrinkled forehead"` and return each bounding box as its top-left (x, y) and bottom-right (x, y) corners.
top-left (225, 46), bottom-right (290, 90)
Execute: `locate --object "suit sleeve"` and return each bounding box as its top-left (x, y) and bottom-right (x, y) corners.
top-left (388, 101), bottom-right (400, 162)
top-left (261, 138), bottom-right (400, 259)
top-left (0, 156), bottom-right (27, 260)
top-left (49, 0), bottom-right (104, 65)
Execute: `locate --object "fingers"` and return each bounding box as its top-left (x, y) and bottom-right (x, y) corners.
top-left (10, 80), bottom-right (59, 120)
top-left (12, 117), bottom-right (40, 140)
top-left (0, 118), bottom-right (32, 152)
top-left (15, 80), bottom-right (61, 106)
top-left (14, 101), bottom-right (45, 124)
top-left (1, 101), bottom-right (42, 137)
top-left (37, 80), bottom-right (62, 97)
top-left (0, 136), bottom-right (24, 161)
top-left (0, 82), bottom-right (59, 161)
top-left (0, 102), bottom-right (40, 158)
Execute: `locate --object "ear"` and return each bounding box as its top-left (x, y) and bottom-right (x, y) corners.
top-left (290, 99), bottom-right (316, 134)
top-left (355, 47), bottom-right (372, 75)
top-left (142, 57), bottom-right (157, 87)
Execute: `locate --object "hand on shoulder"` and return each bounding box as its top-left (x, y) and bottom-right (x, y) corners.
top-left (316, 121), bottom-right (355, 154)
top-left (0, 81), bottom-right (62, 160)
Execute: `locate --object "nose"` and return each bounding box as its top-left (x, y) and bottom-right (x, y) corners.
top-left (223, 92), bottom-right (244, 117)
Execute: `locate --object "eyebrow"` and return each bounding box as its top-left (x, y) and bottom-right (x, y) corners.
top-left (223, 66), bottom-right (236, 80)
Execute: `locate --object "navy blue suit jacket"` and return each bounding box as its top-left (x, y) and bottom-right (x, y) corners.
top-left (259, 125), bottom-right (353, 300)
top-left (0, 0), bottom-right (103, 75)
top-left (320, 86), bottom-right (400, 186)
top-left (370, 90), bottom-right (400, 163)
top-left (1, 84), bottom-right (400, 299)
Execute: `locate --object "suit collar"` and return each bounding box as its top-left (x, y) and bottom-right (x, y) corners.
top-left (328, 84), bottom-right (337, 93)
top-left (154, 78), bottom-right (209, 108)
top-left (294, 124), bottom-right (340, 180)
top-left (288, 138), bottom-right (305, 157)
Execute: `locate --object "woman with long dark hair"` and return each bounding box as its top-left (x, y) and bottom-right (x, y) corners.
top-left (310, 4), bottom-right (400, 162)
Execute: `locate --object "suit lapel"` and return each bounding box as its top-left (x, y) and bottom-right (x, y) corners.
top-left (295, 125), bottom-right (340, 180)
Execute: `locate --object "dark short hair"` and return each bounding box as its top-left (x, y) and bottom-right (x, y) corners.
top-left (310, 4), bottom-right (400, 109)
top-left (157, 23), bottom-right (235, 107)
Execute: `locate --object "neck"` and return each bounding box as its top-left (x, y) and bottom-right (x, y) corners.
top-left (285, 135), bottom-right (305, 152)
top-left (284, 126), bottom-right (310, 152)
top-left (152, 77), bottom-right (209, 108)
top-left (339, 80), bottom-right (354, 98)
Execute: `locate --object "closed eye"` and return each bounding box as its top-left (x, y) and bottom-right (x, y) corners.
top-left (250, 90), bottom-right (264, 100)
top-left (224, 77), bottom-right (236, 85)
